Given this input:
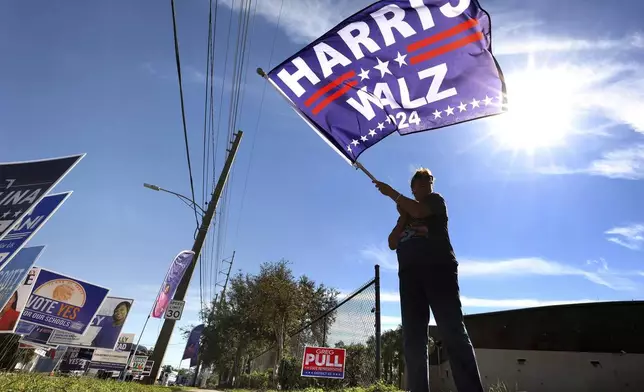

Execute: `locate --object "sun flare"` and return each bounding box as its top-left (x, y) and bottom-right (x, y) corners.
top-left (490, 64), bottom-right (585, 153)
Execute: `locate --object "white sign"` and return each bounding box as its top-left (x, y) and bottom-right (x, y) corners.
top-left (164, 300), bottom-right (185, 320)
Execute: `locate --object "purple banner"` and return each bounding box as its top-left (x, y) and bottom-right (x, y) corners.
top-left (182, 324), bottom-right (204, 367)
top-left (151, 250), bottom-right (194, 319)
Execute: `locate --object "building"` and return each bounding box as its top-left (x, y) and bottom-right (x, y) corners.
top-left (428, 301), bottom-right (644, 392)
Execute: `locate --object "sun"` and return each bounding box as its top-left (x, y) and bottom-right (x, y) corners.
top-left (489, 63), bottom-right (584, 153)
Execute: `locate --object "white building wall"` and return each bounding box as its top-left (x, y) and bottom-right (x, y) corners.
top-left (429, 349), bottom-right (644, 392)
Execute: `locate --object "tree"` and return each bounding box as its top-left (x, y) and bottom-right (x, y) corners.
top-left (162, 365), bottom-right (174, 373)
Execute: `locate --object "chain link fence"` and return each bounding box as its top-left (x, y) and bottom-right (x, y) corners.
top-left (248, 265), bottom-right (382, 390)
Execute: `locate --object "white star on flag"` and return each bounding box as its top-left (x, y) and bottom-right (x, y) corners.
top-left (13, 210), bottom-right (23, 218)
top-left (368, 129), bottom-right (377, 137)
top-left (358, 68), bottom-right (370, 81)
top-left (470, 98), bottom-right (480, 108)
top-left (394, 52), bottom-right (407, 67)
top-left (377, 122), bottom-right (385, 131)
top-left (347, 145), bottom-right (352, 152)
top-left (385, 116), bottom-right (392, 124)
top-left (483, 95), bottom-right (493, 106)
top-left (445, 105), bottom-right (454, 116)
top-left (360, 135), bottom-right (368, 142)
top-left (458, 102), bottom-right (467, 112)
top-left (433, 109), bottom-right (442, 119)
top-left (351, 139), bottom-right (359, 146)
top-left (373, 57), bottom-right (392, 78)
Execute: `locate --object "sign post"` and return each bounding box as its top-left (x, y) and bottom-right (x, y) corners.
top-left (164, 300), bottom-right (185, 321)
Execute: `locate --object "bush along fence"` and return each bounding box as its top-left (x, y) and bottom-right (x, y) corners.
top-left (246, 265), bottom-right (383, 390)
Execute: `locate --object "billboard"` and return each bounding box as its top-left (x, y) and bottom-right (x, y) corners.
top-left (0, 154), bottom-right (83, 242)
top-left (0, 246), bottom-right (45, 325)
top-left (151, 250), bottom-right (194, 318)
top-left (48, 296), bottom-right (133, 349)
top-left (0, 192), bottom-right (71, 273)
top-left (20, 268), bottom-right (110, 335)
top-left (301, 346), bottom-right (346, 379)
top-left (0, 266), bottom-right (40, 333)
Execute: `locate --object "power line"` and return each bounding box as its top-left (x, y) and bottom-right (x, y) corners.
top-left (170, 0), bottom-right (200, 229)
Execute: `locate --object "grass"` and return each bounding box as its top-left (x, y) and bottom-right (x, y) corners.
top-left (0, 373), bottom-right (189, 392)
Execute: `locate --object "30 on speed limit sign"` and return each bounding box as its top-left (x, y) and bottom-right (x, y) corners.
top-left (164, 300), bottom-right (185, 320)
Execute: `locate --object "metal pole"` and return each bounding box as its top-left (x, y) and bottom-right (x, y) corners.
top-left (374, 264), bottom-right (381, 381)
top-left (145, 131), bottom-right (243, 384)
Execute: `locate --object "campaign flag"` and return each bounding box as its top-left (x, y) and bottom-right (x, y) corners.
top-left (301, 346), bottom-right (346, 379)
top-left (182, 324), bottom-right (204, 367)
top-left (151, 250), bottom-right (194, 318)
top-left (48, 296), bottom-right (134, 349)
top-left (266, 0), bottom-right (506, 163)
top-left (19, 268), bottom-right (110, 335)
top-left (0, 266), bottom-right (40, 333)
top-left (0, 193), bottom-right (71, 273)
top-left (0, 155), bottom-right (84, 242)
top-left (0, 246), bottom-right (45, 316)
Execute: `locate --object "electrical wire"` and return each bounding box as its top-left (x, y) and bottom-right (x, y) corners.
top-left (170, 0), bottom-right (200, 230)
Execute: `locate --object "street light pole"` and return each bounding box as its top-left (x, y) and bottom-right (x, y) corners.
top-left (145, 130), bottom-right (243, 384)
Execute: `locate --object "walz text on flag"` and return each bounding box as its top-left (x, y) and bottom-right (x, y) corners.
top-left (267, 0), bottom-right (506, 163)
top-left (151, 250), bottom-right (194, 319)
top-left (0, 192), bottom-right (71, 273)
top-left (0, 155), bottom-right (83, 241)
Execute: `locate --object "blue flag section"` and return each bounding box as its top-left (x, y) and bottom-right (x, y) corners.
top-left (0, 155), bottom-right (83, 241)
top-left (182, 324), bottom-right (204, 367)
top-left (151, 250), bottom-right (194, 319)
top-left (267, 0), bottom-right (506, 163)
top-left (20, 268), bottom-right (110, 335)
top-left (0, 246), bottom-right (45, 316)
top-left (0, 192), bottom-right (71, 273)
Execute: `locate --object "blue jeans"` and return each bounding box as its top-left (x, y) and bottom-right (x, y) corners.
top-left (398, 259), bottom-right (484, 392)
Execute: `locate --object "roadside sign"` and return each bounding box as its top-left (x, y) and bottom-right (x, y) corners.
top-left (301, 346), bottom-right (346, 379)
top-left (164, 299), bottom-right (185, 320)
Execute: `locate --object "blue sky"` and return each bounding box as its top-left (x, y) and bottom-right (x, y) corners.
top-left (1, 0), bottom-right (644, 368)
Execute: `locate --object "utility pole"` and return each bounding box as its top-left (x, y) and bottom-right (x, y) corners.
top-left (146, 131), bottom-right (243, 384)
top-left (191, 251), bottom-right (235, 387)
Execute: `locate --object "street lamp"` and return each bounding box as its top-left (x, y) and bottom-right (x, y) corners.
top-left (143, 183), bottom-right (206, 215)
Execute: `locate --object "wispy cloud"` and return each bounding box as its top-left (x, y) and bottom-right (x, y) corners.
top-left (537, 145), bottom-right (644, 180)
top-left (605, 224), bottom-right (644, 250)
top-left (359, 245), bottom-right (641, 291)
top-left (495, 32), bottom-right (644, 56)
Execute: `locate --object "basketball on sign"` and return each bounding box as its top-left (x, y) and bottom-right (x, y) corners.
top-left (301, 346), bottom-right (346, 379)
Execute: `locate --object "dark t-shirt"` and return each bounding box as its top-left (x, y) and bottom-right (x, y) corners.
top-left (396, 193), bottom-right (456, 265)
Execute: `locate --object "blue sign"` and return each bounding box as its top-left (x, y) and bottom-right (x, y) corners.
top-left (20, 325), bottom-right (54, 346)
top-left (0, 192), bottom-right (70, 273)
top-left (20, 268), bottom-right (110, 335)
top-left (267, 0), bottom-right (506, 163)
top-left (15, 321), bottom-right (36, 335)
top-left (0, 155), bottom-right (83, 241)
top-left (0, 246), bottom-right (45, 315)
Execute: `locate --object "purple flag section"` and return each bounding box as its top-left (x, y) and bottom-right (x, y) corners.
top-left (151, 250), bottom-right (194, 319)
top-left (267, 0), bottom-right (506, 163)
top-left (182, 324), bottom-right (204, 367)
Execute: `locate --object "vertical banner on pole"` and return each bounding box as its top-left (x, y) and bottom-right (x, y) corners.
top-left (182, 324), bottom-right (204, 367)
top-left (151, 251), bottom-right (194, 319)
top-left (0, 155), bottom-right (84, 242)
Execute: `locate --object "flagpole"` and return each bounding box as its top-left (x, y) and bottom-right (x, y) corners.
top-left (256, 68), bottom-right (377, 182)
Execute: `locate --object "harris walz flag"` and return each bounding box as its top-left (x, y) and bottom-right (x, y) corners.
top-left (266, 0), bottom-right (506, 163)
top-left (182, 324), bottom-right (204, 367)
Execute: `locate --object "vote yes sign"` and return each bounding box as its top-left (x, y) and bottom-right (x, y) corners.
top-left (301, 346), bottom-right (346, 379)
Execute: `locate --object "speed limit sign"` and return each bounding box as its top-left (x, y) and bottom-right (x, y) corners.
top-left (164, 300), bottom-right (185, 320)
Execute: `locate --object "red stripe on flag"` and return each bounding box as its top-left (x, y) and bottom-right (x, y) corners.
top-left (305, 70), bottom-right (356, 107)
top-left (312, 80), bottom-right (358, 115)
top-left (410, 31), bottom-right (484, 65)
top-left (407, 19), bottom-right (479, 52)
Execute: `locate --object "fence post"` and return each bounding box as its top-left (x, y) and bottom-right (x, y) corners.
top-left (374, 264), bottom-right (381, 381)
